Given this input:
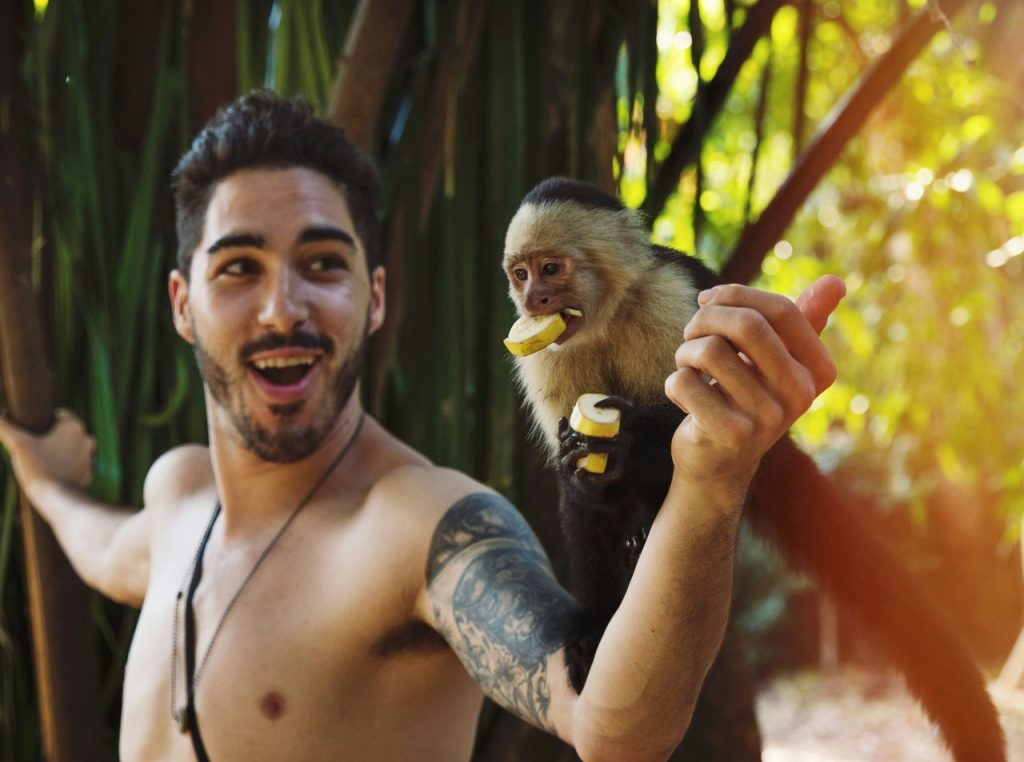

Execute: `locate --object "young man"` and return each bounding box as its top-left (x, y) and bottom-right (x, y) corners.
top-left (0, 91), bottom-right (844, 761)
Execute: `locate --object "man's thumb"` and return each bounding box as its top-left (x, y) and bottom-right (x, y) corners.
top-left (795, 274), bottom-right (846, 336)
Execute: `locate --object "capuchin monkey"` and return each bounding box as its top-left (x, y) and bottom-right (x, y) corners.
top-left (502, 177), bottom-right (1005, 762)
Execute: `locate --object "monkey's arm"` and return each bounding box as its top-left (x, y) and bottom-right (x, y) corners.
top-left (555, 401), bottom-right (681, 692)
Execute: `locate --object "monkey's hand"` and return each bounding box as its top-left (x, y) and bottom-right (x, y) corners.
top-left (558, 396), bottom-right (634, 501)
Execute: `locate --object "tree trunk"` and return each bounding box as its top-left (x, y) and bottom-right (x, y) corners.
top-left (0, 2), bottom-right (105, 758)
top-left (328, 0), bottom-right (416, 151)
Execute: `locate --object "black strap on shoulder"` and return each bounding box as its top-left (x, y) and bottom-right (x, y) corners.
top-left (184, 502), bottom-right (220, 762)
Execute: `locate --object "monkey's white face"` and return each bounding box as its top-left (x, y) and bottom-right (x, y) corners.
top-left (503, 249), bottom-right (593, 346)
top-left (503, 199), bottom-right (650, 349)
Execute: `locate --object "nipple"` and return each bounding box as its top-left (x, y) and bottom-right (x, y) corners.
top-left (260, 691), bottom-right (287, 721)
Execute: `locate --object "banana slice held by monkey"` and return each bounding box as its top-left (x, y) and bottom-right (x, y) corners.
top-left (569, 393), bottom-right (621, 473)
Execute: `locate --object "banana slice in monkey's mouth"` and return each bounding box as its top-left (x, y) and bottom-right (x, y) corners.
top-left (503, 309), bottom-right (584, 356)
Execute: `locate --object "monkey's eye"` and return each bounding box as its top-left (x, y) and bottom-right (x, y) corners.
top-left (541, 262), bottom-right (560, 276)
top-left (513, 268), bottom-right (528, 281)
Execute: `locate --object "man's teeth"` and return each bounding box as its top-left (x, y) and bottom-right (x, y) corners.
top-left (251, 356), bottom-right (316, 369)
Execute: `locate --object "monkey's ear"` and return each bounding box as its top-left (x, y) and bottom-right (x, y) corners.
top-left (368, 265), bottom-right (386, 336)
top-left (168, 270), bottom-right (194, 344)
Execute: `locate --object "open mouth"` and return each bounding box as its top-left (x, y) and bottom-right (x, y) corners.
top-left (555, 307), bottom-right (584, 345)
top-left (247, 353), bottom-right (321, 401)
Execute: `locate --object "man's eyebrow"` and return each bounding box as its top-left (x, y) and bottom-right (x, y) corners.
top-left (207, 233), bottom-right (265, 255)
top-left (300, 225), bottom-right (356, 248)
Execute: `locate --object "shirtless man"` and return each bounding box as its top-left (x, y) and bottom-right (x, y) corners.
top-left (0, 91), bottom-right (844, 761)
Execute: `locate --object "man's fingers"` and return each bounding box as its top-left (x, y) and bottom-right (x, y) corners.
top-left (0, 415), bottom-right (24, 451)
top-left (674, 335), bottom-right (768, 414)
top-left (794, 275), bottom-right (846, 335)
top-left (665, 367), bottom-right (760, 448)
top-left (688, 279), bottom-right (842, 394)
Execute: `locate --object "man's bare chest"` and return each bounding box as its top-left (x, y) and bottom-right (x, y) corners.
top-left (120, 505), bottom-right (446, 760)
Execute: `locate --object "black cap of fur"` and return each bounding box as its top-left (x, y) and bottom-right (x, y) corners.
top-left (522, 177), bottom-right (624, 213)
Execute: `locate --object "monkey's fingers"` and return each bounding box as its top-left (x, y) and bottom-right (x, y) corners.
top-left (568, 456), bottom-right (626, 494)
top-left (558, 418), bottom-right (579, 451)
top-left (572, 465), bottom-right (627, 493)
top-left (562, 434), bottom-right (630, 471)
top-left (575, 437), bottom-right (620, 454)
top-left (559, 424), bottom-right (587, 454)
top-left (598, 451), bottom-right (627, 484)
top-left (593, 395), bottom-right (634, 417)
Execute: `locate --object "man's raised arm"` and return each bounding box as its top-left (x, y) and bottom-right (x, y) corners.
top-left (424, 276), bottom-right (845, 761)
top-left (0, 409), bottom-right (150, 606)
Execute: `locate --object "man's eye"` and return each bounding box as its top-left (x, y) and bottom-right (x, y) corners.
top-left (222, 259), bottom-right (258, 276)
top-left (541, 262), bottom-right (560, 276)
top-left (514, 268), bottom-right (528, 281)
top-left (308, 255), bottom-right (347, 273)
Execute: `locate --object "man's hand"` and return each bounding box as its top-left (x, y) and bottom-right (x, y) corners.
top-left (0, 408), bottom-right (96, 505)
top-left (665, 275), bottom-right (845, 497)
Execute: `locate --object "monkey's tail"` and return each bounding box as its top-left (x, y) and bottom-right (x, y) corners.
top-left (750, 437), bottom-right (1006, 762)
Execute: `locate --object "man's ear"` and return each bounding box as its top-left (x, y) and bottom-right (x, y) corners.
top-left (368, 266), bottom-right (386, 336)
top-left (168, 270), bottom-right (194, 344)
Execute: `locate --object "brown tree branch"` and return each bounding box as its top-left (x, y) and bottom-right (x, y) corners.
top-left (690, 0), bottom-right (706, 245)
top-left (743, 45), bottom-right (773, 226)
top-left (643, 0), bottom-right (789, 219)
top-left (792, 0), bottom-right (812, 158)
top-left (416, 0), bottom-right (491, 227)
top-left (186, 0), bottom-right (238, 136)
top-left (721, 0), bottom-right (974, 284)
top-left (327, 0), bottom-right (416, 150)
top-left (0, 2), bottom-right (104, 758)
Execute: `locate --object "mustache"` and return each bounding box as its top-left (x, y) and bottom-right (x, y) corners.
top-left (239, 330), bottom-right (335, 362)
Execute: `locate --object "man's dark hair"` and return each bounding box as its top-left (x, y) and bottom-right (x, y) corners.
top-left (171, 90), bottom-right (380, 275)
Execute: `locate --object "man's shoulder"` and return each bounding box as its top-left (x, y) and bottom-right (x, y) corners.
top-left (363, 463), bottom-right (533, 549)
top-left (142, 443), bottom-right (212, 508)
top-left (369, 464), bottom-right (537, 556)
top-left (367, 462), bottom-right (489, 524)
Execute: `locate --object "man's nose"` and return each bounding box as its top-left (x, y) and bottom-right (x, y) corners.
top-left (258, 271), bottom-right (310, 333)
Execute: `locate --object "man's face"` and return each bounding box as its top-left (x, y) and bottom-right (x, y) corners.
top-left (168, 167), bottom-right (384, 462)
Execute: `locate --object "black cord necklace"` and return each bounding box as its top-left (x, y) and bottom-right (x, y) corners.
top-left (170, 412), bottom-right (366, 735)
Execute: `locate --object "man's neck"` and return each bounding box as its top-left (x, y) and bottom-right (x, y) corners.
top-left (205, 394), bottom-right (367, 537)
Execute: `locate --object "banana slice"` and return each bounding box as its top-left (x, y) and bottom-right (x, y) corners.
top-left (503, 313), bottom-right (567, 356)
top-left (569, 393), bottom-right (621, 473)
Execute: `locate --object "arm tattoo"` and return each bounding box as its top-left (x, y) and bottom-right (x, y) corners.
top-left (426, 493), bottom-right (578, 733)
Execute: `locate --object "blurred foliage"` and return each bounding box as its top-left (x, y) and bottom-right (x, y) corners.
top-left (1, 0), bottom-right (1021, 758)
top-left (643, 0), bottom-right (1023, 531)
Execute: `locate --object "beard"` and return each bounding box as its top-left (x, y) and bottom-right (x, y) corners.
top-left (191, 321), bottom-right (367, 464)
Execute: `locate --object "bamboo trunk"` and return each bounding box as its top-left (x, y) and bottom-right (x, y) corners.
top-left (0, 2), bottom-right (105, 757)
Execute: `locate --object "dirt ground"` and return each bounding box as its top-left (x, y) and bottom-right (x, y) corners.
top-left (756, 667), bottom-right (1024, 761)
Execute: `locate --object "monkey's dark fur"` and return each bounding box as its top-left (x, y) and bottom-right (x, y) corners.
top-left (503, 177), bottom-right (1005, 761)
